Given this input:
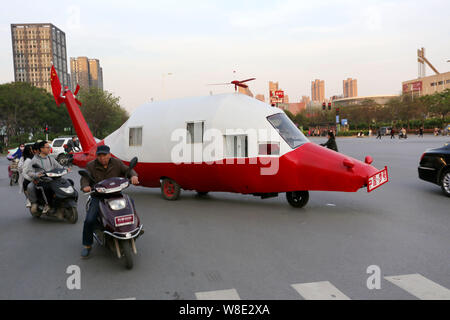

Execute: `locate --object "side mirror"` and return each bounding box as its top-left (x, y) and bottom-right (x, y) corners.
top-left (78, 170), bottom-right (95, 184)
top-left (129, 157), bottom-right (138, 170)
top-left (126, 157), bottom-right (138, 178)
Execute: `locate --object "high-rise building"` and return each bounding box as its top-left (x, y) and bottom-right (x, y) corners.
top-left (238, 85), bottom-right (253, 97)
top-left (255, 94), bottom-right (265, 102)
top-left (11, 23), bottom-right (70, 93)
top-left (70, 57), bottom-right (104, 91)
top-left (269, 81), bottom-right (278, 93)
top-left (343, 78), bottom-right (357, 98)
top-left (311, 79), bottom-right (325, 102)
top-left (301, 96), bottom-right (311, 104)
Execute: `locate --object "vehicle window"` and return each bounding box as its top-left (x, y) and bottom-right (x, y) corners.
top-left (187, 121), bottom-right (204, 143)
top-left (129, 127), bottom-right (142, 146)
top-left (267, 113), bottom-right (309, 149)
top-left (225, 135), bottom-right (248, 157)
top-left (52, 139), bottom-right (65, 147)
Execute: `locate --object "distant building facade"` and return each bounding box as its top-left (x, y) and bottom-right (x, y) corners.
top-left (332, 95), bottom-right (399, 108)
top-left (11, 23), bottom-right (70, 93)
top-left (70, 56), bottom-right (103, 91)
top-left (311, 79), bottom-right (325, 102)
top-left (343, 78), bottom-right (357, 98)
top-left (402, 72), bottom-right (450, 97)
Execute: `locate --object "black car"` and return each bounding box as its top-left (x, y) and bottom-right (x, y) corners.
top-left (418, 142), bottom-right (450, 197)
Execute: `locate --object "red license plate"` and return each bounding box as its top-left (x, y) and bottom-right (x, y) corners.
top-left (367, 166), bottom-right (388, 192)
top-left (115, 214), bottom-right (134, 227)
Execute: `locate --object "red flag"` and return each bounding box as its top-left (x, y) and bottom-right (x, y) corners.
top-left (50, 65), bottom-right (64, 106)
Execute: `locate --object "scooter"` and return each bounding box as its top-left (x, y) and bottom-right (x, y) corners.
top-left (56, 145), bottom-right (80, 166)
top-left (30, 164), bottom-right (79, 223)
top-left (78, 157), bottom-right (143, 270)
top-left (7, 156), bottom-right (19, 186)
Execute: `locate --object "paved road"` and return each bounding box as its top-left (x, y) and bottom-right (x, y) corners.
top-left (0, 135), bottom-right (449, 300)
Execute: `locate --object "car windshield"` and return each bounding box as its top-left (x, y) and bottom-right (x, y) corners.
top-left (267, 113), bottom-right (309, 149)
top-left (52, 139), bottom-right (65, 147)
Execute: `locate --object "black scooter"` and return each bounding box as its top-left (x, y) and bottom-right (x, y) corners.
top-left (78, 157), bottom-right (143, 269)
top-left (31, 164), bottom-right (78, 223)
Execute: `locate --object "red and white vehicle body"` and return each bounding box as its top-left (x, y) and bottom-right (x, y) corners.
top-left (50, 66), bottom-right (387, 208)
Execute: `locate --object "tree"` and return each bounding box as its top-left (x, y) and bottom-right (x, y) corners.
top-left (428, 89), bottom-right (450, 119)
top-left (0, 82), bottom-right (72, 144)
top-left (77, 88), bottom-right (129, 138)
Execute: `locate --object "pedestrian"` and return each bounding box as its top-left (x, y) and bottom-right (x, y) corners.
top-left (390, 128), bottom-right (395, 139)
top-left (320, 131), bottom-right (338, 152)
top-left (376, 128), bottom-right (382, 139)
top-left (419, 127), bottom-right (424, 138)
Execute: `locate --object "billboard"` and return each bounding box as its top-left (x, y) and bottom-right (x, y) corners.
top-left (402, 81), bottom-right (423, 93)
top-left (270, 90), bottom-right (284, 105)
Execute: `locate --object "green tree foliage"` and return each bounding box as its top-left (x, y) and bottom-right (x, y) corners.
top-left (77, 88), bottom-right (129, 139)
top-left (0, 82), bottom-right (72, 143)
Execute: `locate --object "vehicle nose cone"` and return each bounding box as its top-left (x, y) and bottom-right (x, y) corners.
top-left (282, 142), bottom-right (379, 192)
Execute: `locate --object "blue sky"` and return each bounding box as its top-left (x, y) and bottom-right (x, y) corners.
top-left (1, 0), bottom-right (449, 111)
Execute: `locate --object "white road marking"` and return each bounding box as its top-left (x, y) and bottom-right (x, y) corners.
top-left (385, 274), bottom-right (450, 300)
top-left (195, 288), bottom-right (241, 300)
top-left (114, 297), bottom-right (137, 300)
top-left (291, 281), bottom-right (351, 300)
top-left (326, 204), bottom-right (336, 207)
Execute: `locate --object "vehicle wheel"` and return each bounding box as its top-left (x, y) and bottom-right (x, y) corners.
top-left (66, 207), bottom-right (78, 224)
top-left (161, 178), bottom-right (181, 200)
top-left (286, 191), bottom-right (309, 208)
top-left (120, 240), bottom-right (134, 270)
top-left (9, 178), bottom-right (13, 186)
top-left (57, 154), bottom-right (68, 166)
top-left (440, 169), bottom-right (450, 197)
top-left (196, 191), bottom-right (209, 196)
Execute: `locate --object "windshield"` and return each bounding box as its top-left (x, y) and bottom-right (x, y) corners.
top-left (52, 139), bottom-right (65, 147)
top-left (267, 113), bottom-right (309, 149)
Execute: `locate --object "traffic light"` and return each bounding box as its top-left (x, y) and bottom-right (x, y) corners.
top-left (322, 102), bottom-right (326, 111)
top-left (328, 102), bottom-right (331, 111)
top-left (44, 125), bottom-right (49, 134)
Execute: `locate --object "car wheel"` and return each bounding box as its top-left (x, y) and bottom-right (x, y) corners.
top-left (161, 178), bottom-right (181, 200)
top-left (440, 169), bottom-right (450, 197)
top-left (286, 191), bottom-right (309, 208)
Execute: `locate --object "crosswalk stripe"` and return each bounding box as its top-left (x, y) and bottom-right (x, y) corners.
top-left (385, 274), bottom-right (450, 300)
top-left (291, 281), bottom-right (351, 300)
top-left (195, 288), bottom-right (241, 300)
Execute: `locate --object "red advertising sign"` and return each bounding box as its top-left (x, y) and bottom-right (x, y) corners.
top-left (403, 81), bottom-right (423, 93)
top-left (275, 90), bottom-right (284, 99)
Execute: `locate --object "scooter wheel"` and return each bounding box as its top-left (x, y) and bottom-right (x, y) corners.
top-left (286, 191), bottom-right (309, 208)
top-left (66, 207), bottom-right (78, 224)
top-left (120, 240), bottom-right (134, 270)
top-left (161, 178), bottom-right (181, 201)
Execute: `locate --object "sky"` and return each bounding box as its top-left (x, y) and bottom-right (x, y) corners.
top-left (1, 0), bottom-right (449, 112)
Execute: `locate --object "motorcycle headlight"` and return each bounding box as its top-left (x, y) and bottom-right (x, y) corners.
top-left (60, 186), bottom-right (74, 194)
top-left (108, 199), bottom-right (127, 210)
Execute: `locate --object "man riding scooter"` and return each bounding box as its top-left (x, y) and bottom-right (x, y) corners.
top-left (80, 145), bottom-right (139, 258)
top-left (26, 141), bottom-right (71, 216)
